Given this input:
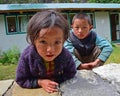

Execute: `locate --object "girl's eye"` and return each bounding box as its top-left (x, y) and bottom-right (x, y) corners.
top-left (39, 40), bottom-right (46, 44)
top-left (55, 41), bottom-right (62, 45)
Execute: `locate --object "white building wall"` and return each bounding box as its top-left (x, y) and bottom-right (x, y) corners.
top-left (0, 15), bottom-right (5, 35)
top-left (0, 12), bottom-right (112, 53)
top-left (94, 12), bottom-right (111, 41)
top-left (0, 15), bottom-right (28, 52)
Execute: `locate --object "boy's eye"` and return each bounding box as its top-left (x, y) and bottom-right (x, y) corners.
top-left (83, 26), bottom-right (87, 28)
top-left (75, 27), bottom-right (79, 29)
top-left (75, 27), bottom-right (79, 28)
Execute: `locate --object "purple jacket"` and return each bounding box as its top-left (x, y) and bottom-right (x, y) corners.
top-left (16, 45), bottom-right (76, 88)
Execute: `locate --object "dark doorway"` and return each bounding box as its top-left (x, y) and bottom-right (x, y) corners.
top-left (110, 14), bottom-right (119, 41)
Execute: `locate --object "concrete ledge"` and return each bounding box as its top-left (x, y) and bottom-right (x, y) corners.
top-left (12, 82), bottom-right (58, 96)
top-left (5, 82), bottom-right (59, 96)
top-left (0, 79), bottom-right (14, 96)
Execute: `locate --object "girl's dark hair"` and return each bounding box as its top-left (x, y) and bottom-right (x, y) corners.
top-left (72, 13), bottom-right (92, 25)
top-left (26, 10), bottom-right (69, 45)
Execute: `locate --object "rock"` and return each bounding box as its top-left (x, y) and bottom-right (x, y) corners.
top-left (93, 63), bottom-right (120, 82)
top-left (0, 79), bottom-right (14, 96)
top-left (60, 70), bottom-right (120, 96)
top-left (3, 70), bottom-right (120, 96)
top-left (93, 63), bottom-right (120, 94)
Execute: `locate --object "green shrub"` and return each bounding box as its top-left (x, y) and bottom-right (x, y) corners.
top-left (0, 47), bottom-right (20, 65)
top-left (111, 42), bottom-right (116, 48)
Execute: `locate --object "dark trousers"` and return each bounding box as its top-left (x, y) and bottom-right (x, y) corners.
top-left (74, 46), bottom-right (104, 66)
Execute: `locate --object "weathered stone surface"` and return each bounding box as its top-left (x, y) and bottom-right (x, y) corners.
top-left (60, 70), bottom-right (120, 96)
top-left (3, 70), bottom-right (120, 96)
top-left (93, 63), bottom-right (120, 94)
top-left (93, 63), bottom-right (120, 82)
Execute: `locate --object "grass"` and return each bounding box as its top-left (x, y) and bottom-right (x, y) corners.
top-left (105, 44), bottom-right (120, 64)
top-left (0, 44), bottom-right (120, 80)
top-left (0, 64), bottom-right (17, 80)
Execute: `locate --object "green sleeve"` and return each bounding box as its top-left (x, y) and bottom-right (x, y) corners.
top-left (96, 35), bottom-right (113, 62)
top-left (64, 39), bottom-right (82, 68)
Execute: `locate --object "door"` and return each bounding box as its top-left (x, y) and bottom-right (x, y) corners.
top-left (110, 14), bottom-right (119, 41)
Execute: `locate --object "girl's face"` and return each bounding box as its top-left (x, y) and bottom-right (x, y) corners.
top-left (72, 19), bottom-right (93, 39)
top-left (34, 26), bottom-right (64, 62)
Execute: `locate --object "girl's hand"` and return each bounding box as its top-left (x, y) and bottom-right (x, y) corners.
top-left (38, 79), bottom-right (59, 93)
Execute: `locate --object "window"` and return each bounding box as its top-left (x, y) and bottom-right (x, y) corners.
top-left (5, 14), bottom-right (34, 35)
top-left (62, 13), bottom-right (68, 20)
top-left (28, 15), bottom-right (33, 20)
top-left (18, 15), bottom-right (27, 32)
top-left (69, 13), bottom-right (76, 25)
top-left (87, 13), bottom-right (95, 28)
top-left (6, 16), bottom-right (16, 33)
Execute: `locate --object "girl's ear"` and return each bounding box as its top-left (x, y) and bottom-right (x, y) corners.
top-left (90, 25), bottom-right (93, 30)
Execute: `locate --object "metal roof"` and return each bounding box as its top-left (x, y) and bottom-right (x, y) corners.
top-left (0, 3), bottom-right (120, 12)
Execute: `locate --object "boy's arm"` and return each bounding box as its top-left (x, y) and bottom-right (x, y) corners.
top-left (96, 35), bottom-right (113, 62)
top-left (64, 39), bottom-right (82, 68)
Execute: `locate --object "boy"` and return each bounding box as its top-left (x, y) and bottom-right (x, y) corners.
top-left (64, 13), bottom-right (113, 70)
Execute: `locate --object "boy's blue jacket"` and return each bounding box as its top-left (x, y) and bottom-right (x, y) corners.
top-left (64, 30), bottom-right (113, 68)
top-left (16, 45), bottom-right (76, 88)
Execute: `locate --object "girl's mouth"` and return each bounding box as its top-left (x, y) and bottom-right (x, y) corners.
top-left (46, 55), bottom-right (54, 57)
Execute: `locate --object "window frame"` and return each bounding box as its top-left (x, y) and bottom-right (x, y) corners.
top-left (5, 15), bottom-right (17, 34)
top-left (5, 13), bottom-right (34, 35)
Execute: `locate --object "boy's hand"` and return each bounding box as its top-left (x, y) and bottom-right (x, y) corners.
top-left (78, 63), bottom-right (93, 70)
top-left (77, 59), bottom-right (103, 70)
top-left (38, 79), bottom-right (58, 93)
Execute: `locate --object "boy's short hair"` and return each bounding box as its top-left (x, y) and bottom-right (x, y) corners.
top-left (72, 13), bottom-right (92, 25)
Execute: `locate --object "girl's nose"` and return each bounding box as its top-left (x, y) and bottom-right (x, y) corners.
top-left (47, 45), bottom-right (55, 52)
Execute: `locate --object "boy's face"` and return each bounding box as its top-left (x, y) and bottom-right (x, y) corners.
top-left (34, 26), bottom-right (64, 61)
top-left (72, 18), bottom-right (93, 39)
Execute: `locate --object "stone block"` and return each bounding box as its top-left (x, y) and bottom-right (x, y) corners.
top-left (3, 70), bottom-right (120, 96)
top-left (4, 82), bottom-right (59, 96)
top-left (0, 79), bottom-right (14, 96)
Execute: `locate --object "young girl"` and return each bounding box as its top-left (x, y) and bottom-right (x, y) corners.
top-left (16, 10), bottom-right (76, 93)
